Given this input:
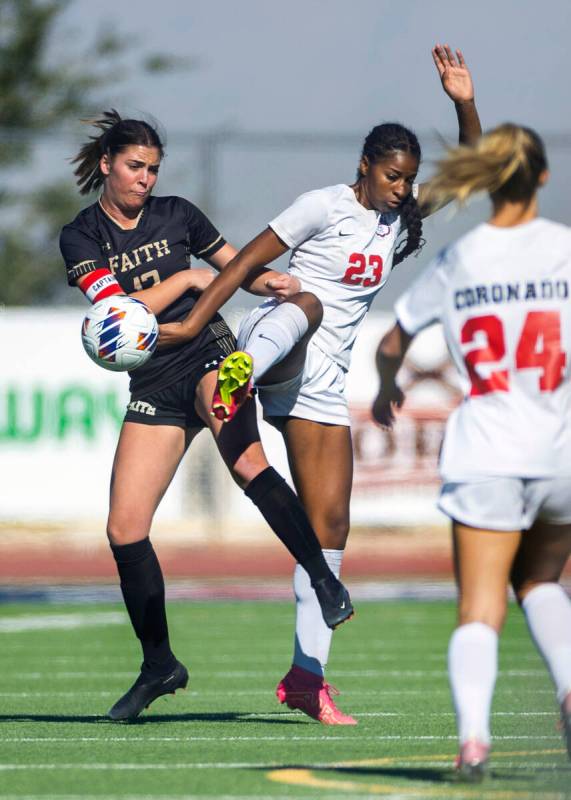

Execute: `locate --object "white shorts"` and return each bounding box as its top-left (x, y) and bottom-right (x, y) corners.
top-left (237, 300), bottom-right (350, 426)
top-left (438, 477), bottom-right (571, 531)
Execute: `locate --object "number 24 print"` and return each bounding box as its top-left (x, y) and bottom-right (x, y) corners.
top-left (462, 311), bottom-right (566, 396)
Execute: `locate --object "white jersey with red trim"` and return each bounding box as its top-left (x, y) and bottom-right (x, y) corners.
top-left (270, 183), bottom-right (414, 371)
top-left (395, 218), bottom-right (571, 481)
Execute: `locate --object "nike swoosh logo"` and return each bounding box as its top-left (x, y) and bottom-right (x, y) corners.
top-left (258, 333), bottom-right (279, 345)
top-left (338, 231), bottom-right (351, 236)
top-left (340, 601), bottom-right (346, 609)
top-left (162, 674), bottom-right (176, 684)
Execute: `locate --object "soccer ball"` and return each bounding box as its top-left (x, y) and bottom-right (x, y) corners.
top-left (81, 295), bottom-right (159, 372)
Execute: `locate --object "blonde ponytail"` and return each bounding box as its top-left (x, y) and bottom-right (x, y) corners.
top-left (423, 123), bottom-right (547, 211)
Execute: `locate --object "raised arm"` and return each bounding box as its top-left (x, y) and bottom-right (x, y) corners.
top-left (159, 228), bottom-right (289, 347)
top-left (418, 44), bottom-right (482, 214)
top-left (433, 44), bottom-right (481, 145)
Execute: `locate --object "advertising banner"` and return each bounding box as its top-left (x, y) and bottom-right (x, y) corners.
top-left (0, 309), bottom-right (458, 526)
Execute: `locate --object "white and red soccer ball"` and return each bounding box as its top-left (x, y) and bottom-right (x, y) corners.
top-left (81, 295), bottom-right (158, 372)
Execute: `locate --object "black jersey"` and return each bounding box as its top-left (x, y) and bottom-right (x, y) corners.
top-left (60, 196), bottom-right (233, 394)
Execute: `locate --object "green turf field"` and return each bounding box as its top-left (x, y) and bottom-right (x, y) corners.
top-left (0, 599), bottom-right (569, 799)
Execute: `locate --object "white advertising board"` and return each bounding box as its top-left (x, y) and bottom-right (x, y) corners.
top-left (0, 308), bottom-right (458, 527)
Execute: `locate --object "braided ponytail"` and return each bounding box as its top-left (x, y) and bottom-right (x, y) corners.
top-left (393, 192), bottom-right (425, 267)
top-left (71, 110), bottom-right (164, 196)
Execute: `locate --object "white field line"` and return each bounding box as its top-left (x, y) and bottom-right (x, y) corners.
top-left (0, 732), bottom-right (563, 745)
top-left (0, 794), bottom-right (505, 800)
top-left (3, 672), bottom-right (134, 679)
top-left (0, 794), bottom-right (563, 800)
top-left (2, 668), bottom-right (537, 679)
top-left (0, 711), bottom-right (558, 730)
top-left (0, 652), bottom-right (545, 663)
top-left (0, 756), bottom-right (566, 771)
top-left (0, 797), bottom-right (346, 800)
top-left (0, 647), bottom-right (496, 658)
top-left (0, 793), bottom-right (358, 800)
top-left (0, 691), bottom-right (556, 702)
top-left (0, 613), bottom-right (126, 633)
top-left (2, 660), bottom-right (546, 679)
top-left (147, 669), bottom-right (547, 678)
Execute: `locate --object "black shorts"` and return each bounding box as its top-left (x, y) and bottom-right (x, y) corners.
top-left (123, 337), bottom-right (235, 429)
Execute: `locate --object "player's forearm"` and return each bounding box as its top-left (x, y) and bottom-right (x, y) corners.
top-left (173, 229), bottom-right (288, 338)
top-left (240, 266), bottom-right (276, 295)
top-left (129, 271), bottom-right (193, 315)
top-left (177, 258), bottom-right (255, 339)
top-left (377, 349), bottom-right (404, 393)
top-left (455, 99), bottom-right (481, 145)
top-left (376, 323), bottom-right (411, 381)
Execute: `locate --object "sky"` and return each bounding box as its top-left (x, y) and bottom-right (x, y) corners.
top-left (47, 0), bottom-right (571, 307)
top-left (60, 0), bottom-right (571, 135)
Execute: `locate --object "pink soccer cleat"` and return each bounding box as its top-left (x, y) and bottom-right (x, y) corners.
top-left (455, 739), bottom-right (490, 782)
top-left (276, 664), bottom-right (357, 725)
top-left (211, 351), bottom-right (254, 422)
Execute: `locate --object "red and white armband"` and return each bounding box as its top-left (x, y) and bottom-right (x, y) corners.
top-left (78, 269), bottom-right (124, 304)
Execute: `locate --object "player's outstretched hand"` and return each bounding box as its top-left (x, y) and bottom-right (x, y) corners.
top-left (265, 273), bottom-right (302, 301)
top-left (432, 44), bottom-right (474, 104)
top-left (372, 385), bottom-right (405, 430)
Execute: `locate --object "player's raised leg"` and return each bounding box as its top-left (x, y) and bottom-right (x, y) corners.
top-left (211, 293), bottom-right (322, 422)
top-left (196, 373), bottom-right (353, 630)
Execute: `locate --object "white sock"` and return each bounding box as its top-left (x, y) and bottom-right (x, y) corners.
top-left (448, 622), bottom-right (498, 745)
top-left (292, 549), bottom-right (344, 678)
top-left (522, 583), bottom-right (571, 703)
top-left (245, 302), bottom-right (309, 383)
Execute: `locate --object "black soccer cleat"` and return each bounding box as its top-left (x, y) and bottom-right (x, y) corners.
top-left (312, 575), bottom-right (354, 630)
top-left (107, 660), bottom-right (189, 721)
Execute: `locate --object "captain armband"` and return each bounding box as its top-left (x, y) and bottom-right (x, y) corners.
top-left (78, 268), bottom-right (125, 304)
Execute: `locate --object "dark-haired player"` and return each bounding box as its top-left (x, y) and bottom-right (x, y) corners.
top-left (60, 110), bottom-right (354, 721)
top-left (159, 45), bottom-right (482, 725)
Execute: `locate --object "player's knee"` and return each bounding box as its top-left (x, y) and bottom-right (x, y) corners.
top-left (106, 517), bottom-right (149, 546)
top-left (512, 578), bottom-right (546, 606)
top-left (230, 452), bottom-right (269, 490)
top-left (457, 598), bottom-right (507, 633)
top-left (317, 511), bottom-right (350, 549)
top-left (289, 292), bottom-right (323, 332)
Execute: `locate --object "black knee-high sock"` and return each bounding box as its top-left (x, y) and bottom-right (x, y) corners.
top-left (110, 538), bottom-right (176, 673)
top-left (244, 467), bottom-right (332, 584)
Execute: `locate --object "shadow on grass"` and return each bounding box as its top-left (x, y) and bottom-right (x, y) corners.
top-left (332, 765), bottom-right (452, 783)
top-left (0, 711), bottom-right (304, 725)
top-left (260, 762), bottom-right (571, 787)
top-left (256, 764), bottom-right (452, 784)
